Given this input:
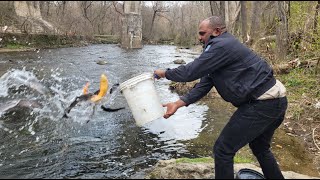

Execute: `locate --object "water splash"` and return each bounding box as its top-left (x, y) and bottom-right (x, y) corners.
top-left (104, 84), bottom-right (121, 106)
top-left (0, 68), bottom-right (51, 97)
top-left (0, 68), bottom-right (92, 136)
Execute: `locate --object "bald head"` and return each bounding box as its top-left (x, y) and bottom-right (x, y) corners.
top-left (204, 16), bottom-right (226, 29)
top-left (198, 16), bottom-right (227, 46)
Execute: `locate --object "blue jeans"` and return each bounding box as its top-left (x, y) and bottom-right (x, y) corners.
top-left (213, 97), bottom-right (287, 179)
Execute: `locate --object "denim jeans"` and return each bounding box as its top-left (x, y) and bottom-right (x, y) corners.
top-left (213, 97), bottom-right (288, 179)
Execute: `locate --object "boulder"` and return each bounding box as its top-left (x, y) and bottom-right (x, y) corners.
top-left (173, 59), bottom-right (186, 64)
top-left (96, 60), bottom-right (108, 65)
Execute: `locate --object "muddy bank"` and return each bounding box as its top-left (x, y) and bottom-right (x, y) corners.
top-left (0, 32), bottom-right (112, 53)
top-left (143, 159), bottom-right (320, 179)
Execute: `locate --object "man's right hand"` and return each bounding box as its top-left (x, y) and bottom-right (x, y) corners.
top-left (162, 99), bottom-right (186, 119)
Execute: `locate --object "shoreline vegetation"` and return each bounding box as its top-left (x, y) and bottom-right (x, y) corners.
top-left (0, 33), bottom-right (177, 53)
top-left (0, 33), bottom-right (122, 53)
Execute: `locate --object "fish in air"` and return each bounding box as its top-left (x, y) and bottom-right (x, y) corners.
top-left (62, 74), bottom-right (124, 119)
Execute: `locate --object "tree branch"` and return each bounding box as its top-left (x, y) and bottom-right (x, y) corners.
top-left (312, 126), bottom-right (320, 151)
top-left (112, 1), bottom-right (124, 16)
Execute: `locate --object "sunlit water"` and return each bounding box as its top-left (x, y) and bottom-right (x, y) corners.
top-left (0, 45), bottom-right (209, 178)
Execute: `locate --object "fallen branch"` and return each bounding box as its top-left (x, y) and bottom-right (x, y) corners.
top-left (316, 57), bottom-right (320, 74)
top-left (252, 35), bottom-right (276, 50)
top-left (312, 126), bottom-right (320, 151)
top-left (274, 57), bottom-right (320, 74)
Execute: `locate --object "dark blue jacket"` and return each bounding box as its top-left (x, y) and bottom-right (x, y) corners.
top-left (165, 32), bottom-right (276, 107)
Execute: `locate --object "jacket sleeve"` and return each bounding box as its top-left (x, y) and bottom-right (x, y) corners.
top-left (180, 75), bottom-right (214, 106)
top-left (165, 45), bottom-right (230, 82)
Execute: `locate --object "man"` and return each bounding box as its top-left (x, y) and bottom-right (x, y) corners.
top-left (154, 16), bottom-right (287, 179)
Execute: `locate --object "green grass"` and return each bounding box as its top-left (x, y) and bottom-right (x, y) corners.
top-left (175, 156), bottom-right (253, 164)
top-left (277, 67), bottom-right (320, 122)
top-left (233, 155), bottom-right (253, 163)
top-left (278, 68), bottom-right (320, 100)
top-left (176, 157), bottom-right (213, 163)
top-left (5, 43), bottom-right (27, 49)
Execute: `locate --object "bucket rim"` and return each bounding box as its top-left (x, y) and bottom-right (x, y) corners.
top-left (119, 72), bottom-right (153, 91)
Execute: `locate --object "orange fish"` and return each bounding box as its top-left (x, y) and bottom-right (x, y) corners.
top-left (90, 74), bottom-right (108, 102)
top-left (63, 74), bottom-right (109, 118)
top-left (63, 74), bottom-right (124, 119)
top-left (83, 82), bottom-right (90, 94)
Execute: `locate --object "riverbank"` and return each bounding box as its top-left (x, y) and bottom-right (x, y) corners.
top-left (141, 159), bottom-right (320, 179)
top-left (0, 47), bottom-right (37, 53)
top-left (0, 32), bottom-right (120, 53)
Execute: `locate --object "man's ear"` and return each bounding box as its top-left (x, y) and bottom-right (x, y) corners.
top-left (211, 30), bottom-right (218, 38)
top-left (211, 29), bottom-right (218, 37)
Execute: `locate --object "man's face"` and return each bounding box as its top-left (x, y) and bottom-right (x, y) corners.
top-left (198, 20), bottom-right (214, 46)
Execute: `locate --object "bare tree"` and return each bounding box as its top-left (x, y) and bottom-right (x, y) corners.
top-left (209, 1), bottom-right (220, 16)
top-left (94, 2), bottom-right (113, 34)
top-left (149, 1), bottom-right (169, 38)
top-left (275, 1), bottom-right (289, 62)
top-left (46, 1), bottom-right (50, 17)
top-left (220, 1), bottom-right (225, 21)
top-left (61, 1), bottom-right (67, 17)
top-left (240, 1), bottom-right (248, 43)
top-left (313, 1), bottom-right (320, 35)
top-left (247, 1), bottom-right (262, 46)
top-left (80, 1), bottom-right (93, 22)
top-left (112, 1), bottom-right (124, 16)
top-left (225, 1), bottom-right (241, 34)
top-left (208, 1), bottom-right (225, 19)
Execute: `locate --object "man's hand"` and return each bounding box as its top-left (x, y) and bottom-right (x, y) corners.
top-left (154, 69), bottom-right (166, 79)
top-left (162, 99), bottom-right (186, 119)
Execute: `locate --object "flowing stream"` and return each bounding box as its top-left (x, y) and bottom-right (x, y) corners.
top-left (0, 45), bottom-right (208, 178)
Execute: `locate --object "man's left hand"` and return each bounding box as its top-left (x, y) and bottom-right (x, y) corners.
top-left (154, 69), bottom-right (166, 79)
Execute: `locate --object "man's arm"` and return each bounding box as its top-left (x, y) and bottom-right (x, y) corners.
top-left (180, 75), bottom-right (214, 106)
top-left (162, 99), bottom-right (186, 119)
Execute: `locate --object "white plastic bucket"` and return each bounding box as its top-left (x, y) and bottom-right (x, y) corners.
top-left (119, 73), bottom-right (164, 126)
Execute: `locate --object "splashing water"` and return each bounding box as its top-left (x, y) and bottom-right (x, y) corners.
top-left (0, 68), bottom-right (51, 97)
top-left (103, 84), bottom-right (121, 106)
top-left (0, 68), bottom-right (105, 136)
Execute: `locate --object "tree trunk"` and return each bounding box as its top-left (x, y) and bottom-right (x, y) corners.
top-left (149, 11), bottom-right (157, 38)
top-left (220, 1), bottom-right (225, 21)
top-left (46, 1), bottom-right (50, 17)
top-left (225, 1), bottom-right (241, 34)
top-left (209, 1), bottom-right (219, 16)
top-left (209, 1), bottom-right (214, 16)
top-left (240, 1), bottom-right (247, 43)
top-left (62, 1), bottom-right (67, 17)
top-left (313, 1), bottom-right (320, 35)
top-left (247, 1), bottom-right (261, 46)
top-left (275, 1), bottom-right (289, 62)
